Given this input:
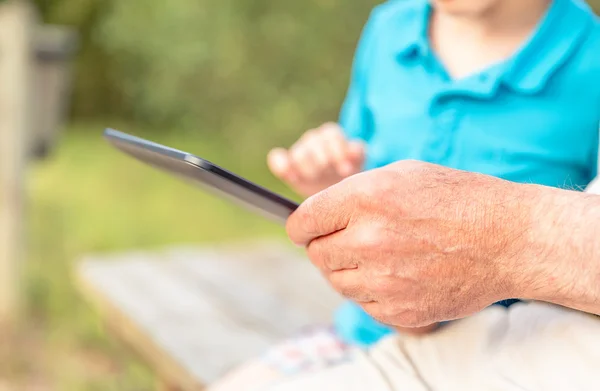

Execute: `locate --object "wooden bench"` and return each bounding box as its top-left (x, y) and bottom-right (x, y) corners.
top-left (76, 241), bottom-right (343, 390)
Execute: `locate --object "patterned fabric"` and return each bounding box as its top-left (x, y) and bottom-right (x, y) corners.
top-left (261, 326), bottom-right (359, 374)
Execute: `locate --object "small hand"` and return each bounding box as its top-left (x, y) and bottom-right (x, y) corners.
top-left (267, 123), bottom-right (365, 197)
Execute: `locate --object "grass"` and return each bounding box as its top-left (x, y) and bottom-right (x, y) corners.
top-left (12, 121), bottom-right (299, 390)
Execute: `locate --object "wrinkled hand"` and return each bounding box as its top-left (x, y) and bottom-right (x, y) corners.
top-left (286, 161), bottom-right (541, 327)
top-left (268, 123), bottom-right (365, 197)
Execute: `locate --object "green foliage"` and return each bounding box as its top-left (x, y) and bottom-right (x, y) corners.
top-left (32, 0), bottom-right (124, 117)
top-left (97, 0), bottom-right (377, 137)
top-left (34, 0), bottom-right (379, 137)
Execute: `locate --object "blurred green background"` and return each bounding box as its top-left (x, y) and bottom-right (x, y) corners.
top-left (10, 1), bottom-right (379, 390)
top-left (5, 0), bottom-right (600, 389)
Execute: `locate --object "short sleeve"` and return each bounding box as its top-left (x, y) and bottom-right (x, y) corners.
top-left (338, 10), bottom-right (379, 142)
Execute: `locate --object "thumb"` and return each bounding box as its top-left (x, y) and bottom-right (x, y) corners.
top-left (286, 182), bottom-right (354, 246)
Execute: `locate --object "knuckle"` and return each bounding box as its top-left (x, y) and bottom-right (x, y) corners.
top-left (317, 146), bottom-right (335, 164)
top-left (356, 173), bottom-right (382, 198)
top-left (290, 145), bottom-right (307, 162)
top-left (353, 224), bottom-right (383, 251)
top-left (320, 121), bottom-right (338, 131)
top-left (312, 158), bottom-right (327, 171)
top-left (303, 168), bottom-right (319, 180)
top-left (302, 128), bottom-right (318, 140)
top-left (395, 160), bottom-right (445, 185)
top-left (399, 159), bottom-right (426, 172)
top-left (377, 169), bottom-right (402, 192)
top-left (320, 122), bottom-right (341, 137)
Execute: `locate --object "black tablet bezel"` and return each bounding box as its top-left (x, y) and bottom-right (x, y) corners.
top-left (103, 128), bottom-right (298, 223)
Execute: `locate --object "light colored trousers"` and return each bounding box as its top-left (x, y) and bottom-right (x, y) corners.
top-left (261, 302), bottom-right (600, 391)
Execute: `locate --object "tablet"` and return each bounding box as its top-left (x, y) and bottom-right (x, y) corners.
top-left (103, 128), bottom-right (298, 224)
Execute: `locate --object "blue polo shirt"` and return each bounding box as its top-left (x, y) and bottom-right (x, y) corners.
top-left (335, 0), bottom-right (600, 347)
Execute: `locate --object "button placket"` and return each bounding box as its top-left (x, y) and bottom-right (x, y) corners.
top-left (426, 95), bottom-right (462, 164)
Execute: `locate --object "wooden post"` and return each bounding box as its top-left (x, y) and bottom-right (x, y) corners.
top-left (0, 0), bottom-right (36, 324)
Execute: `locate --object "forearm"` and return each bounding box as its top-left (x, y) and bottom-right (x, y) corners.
top-left (518, 186), bottom-right (600, 314)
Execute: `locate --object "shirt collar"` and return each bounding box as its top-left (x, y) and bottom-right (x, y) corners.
top-left (393, 0), bottom-right (432, 60)
top-left (393, 0), bottom-right (595, 95)
top-left (502, 0), bottom-right (595, 94)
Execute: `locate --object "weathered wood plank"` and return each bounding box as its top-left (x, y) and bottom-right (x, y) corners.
top-left (77, 242), bottom-right (342, 389)
top-left (77, 265), bottom-right (204, 391)
top-left (0, 0), bottom-right (36, 323)
top-left (80, 256), bottom-right (272, 386)
top-left (165, 244), bottom-right (340, 336)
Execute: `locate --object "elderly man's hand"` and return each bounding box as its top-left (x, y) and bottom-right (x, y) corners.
top-left (286, 161), bottom-right (547, 327)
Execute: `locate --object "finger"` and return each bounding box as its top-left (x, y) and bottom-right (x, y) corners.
top-left (328, 270), bottom-right (376, 303)
top-left (299, 129), bottom-right (334, 173)
top-left (267, 148), bottom-right (297, 182)
top-left (334, 141), bottom-right (365, 177)
top-left (306, 231), bottom-right (359, 271)
top-left (361, 302), bottom-right (425, 328)
top-left (311, 137), bottom-right (334, 172)
top-left (304, 231), bottom-right (373, 302)
top-left (359, 301), bottom-right (390, 325)
top-left (346, 141), bottom-right (366, 173)
top-left (286, 182), bottom-right (355, 245)
top-left (320, 124), bottom-right (352, 175)
top-left (289, 139), bottom-right (321, 180)
top-left (307, 232), bottom-right (376, 303)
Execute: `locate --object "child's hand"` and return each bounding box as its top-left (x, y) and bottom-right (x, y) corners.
top-left (268, 123), bottom-right (365, 197)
